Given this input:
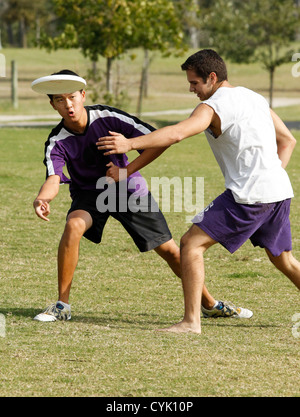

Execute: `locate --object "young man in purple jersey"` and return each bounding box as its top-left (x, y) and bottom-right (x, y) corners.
top-left (97, 50), bottom-right (300, 334)
top-left (32, 69), bottom-right (252, 322)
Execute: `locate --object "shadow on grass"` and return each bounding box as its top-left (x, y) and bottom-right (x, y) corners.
top-left (0, 307), bottom-right (37, 318)
top-left (0, 307), bottom-right (282, 330)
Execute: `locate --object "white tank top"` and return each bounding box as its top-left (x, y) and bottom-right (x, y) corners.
top-left (203, 86), bottom-right (294, 204)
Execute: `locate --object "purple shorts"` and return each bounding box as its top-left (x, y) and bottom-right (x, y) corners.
top-left (192, 189), bottom-right (292, 257)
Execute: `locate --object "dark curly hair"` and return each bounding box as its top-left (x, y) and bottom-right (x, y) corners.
top-left (181, 49), bottom-right (228, 83)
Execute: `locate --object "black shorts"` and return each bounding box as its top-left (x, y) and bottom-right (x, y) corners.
top-left (67, 190), bottom-right (172, 252)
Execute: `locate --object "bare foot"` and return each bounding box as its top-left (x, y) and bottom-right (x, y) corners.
top-left (156, 320), bottom-right (201, 334)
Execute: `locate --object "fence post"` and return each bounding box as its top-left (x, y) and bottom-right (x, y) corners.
top-left (11, 60), bottom-right (18, 109)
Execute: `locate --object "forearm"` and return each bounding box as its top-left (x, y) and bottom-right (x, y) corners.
top-left (126, 147), bottom-right (169, 176)
top-left (271, 109), bottom-right (296, 168)
top-left (97, 104), bottom-right (214, 155)
top-left (34, 175), bottom-right (60, 204)
top-left (33, 175), bottom-right (61, 221)
top-left (277, 140), bottom-right (296, 169)
top-left (127, 105), bottom-right (213, 150)
top-left (128, 125), bottom-right (184, 150)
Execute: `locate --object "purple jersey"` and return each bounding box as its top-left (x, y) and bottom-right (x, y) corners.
top-left (43, 104), bottom-right (155, 196)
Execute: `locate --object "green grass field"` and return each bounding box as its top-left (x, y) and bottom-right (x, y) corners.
top-left (0, 126), bottom-right (299, 397)
top-left (0, 48), bottom-right (299, 398)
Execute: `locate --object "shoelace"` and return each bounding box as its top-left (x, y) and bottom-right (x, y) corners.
top-left (223, 302), bottom-right (238, 316)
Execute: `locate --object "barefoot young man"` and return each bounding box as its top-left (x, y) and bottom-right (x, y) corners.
top-left (97, 50), bottom-right (300, 334)
top-left (32, 69), bottom-right (251, 322)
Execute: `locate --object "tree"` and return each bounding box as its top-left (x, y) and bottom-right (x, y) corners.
top-left (204, 0), bottom-right (300, 107)
top-left (129, 0), bottom-right (191, 115)
top-left (1, 0), bottom-right (50, 47)
top-left (39, 0), bottom-right (192, 110)
top-left (40, 0), bottom-right (137, 95)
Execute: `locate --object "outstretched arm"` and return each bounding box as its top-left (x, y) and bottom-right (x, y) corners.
top-left (33, 175), bottom-right (61, 221)
top-left (96, 104), bottom-right (214, 155)
top-left (271, 109), bottom-right (296, 169)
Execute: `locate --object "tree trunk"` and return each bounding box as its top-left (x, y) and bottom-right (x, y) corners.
top-left (106, 57), bottom-right (114, 94)
top-left (188, 0), bottom-right (200, 48)
top-left (136, 49), bottom-right (150, 117)
top-left (143, 49), bottom-right (149, 98)
top-left (19, 17), bottom-right (27, 48)
top-left (36, 16), bottom-right (40, 45)
top-left (6, 23), bottom-right (14, 46)
top-left (189, 26), bottom-right (199, 49)
top-left (269, 67), bottom-right (275, 108)
top-left (92, 60), bottom-right (97, 78)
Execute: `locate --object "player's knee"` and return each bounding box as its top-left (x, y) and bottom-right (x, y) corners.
top-left (155, 239), bottom-right (179, 261)
top-left (65, 216), bottom-right (87, 239)
top-left (266, 249), bottom-right (295, 275)
top-left (180, 227), bottom-right (211, 254)
top-left (180, 231), bottom-right (192, 250)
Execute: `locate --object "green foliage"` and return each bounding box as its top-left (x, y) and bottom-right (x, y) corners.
top-left (206, 0), bottom-right (299, 62)
top-left (129, 0), bottom-right (189, 56)
top-left (40, 0), bottom-right (189, 61)
top-left (37, 0), bottom-right (192, 106)
top-left (39, 23), bottom-right (78, 51)
top-left (204, 0), bottom-right (300, 106)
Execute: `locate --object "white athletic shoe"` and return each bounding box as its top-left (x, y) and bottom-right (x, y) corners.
top-left (202, 301), bottom-right (253, 319)
top-left (34, 302), bottom-right (71, 322)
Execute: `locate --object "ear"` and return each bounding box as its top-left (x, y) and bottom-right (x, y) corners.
top-left (50, 100), bottom-right (57, 111)
top-left (208, 72), bottom-right (218, 85)
top-left (81, 90), bottom-right (86, 102)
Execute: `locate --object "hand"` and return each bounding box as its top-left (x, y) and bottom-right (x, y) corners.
top-left (105, 162), bottom-right (128, 183)
top-left (33, 199), bottom-right (50, 222)
top-left (96, 131), bottom-right (132, 155)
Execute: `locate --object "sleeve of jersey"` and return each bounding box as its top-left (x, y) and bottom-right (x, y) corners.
top-left (43, 140), bottom-right (71, 184)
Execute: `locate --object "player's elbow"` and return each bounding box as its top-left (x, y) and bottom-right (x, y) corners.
top-left (290, 136), bottom-right (297, 150)
top-left (286, 135), bottom-right (297, 154)
top-left (278, 134), bottom-right (297, 152)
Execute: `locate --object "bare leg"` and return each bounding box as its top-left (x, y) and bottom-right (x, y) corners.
top-left (57, 210), bottom-right (93, 303)
top-left (158, 226), bottom-right (217, 334)
top-left (154, 238), bottom-right (216, 309)
top-left (265, 249), bottom-right (300, 290)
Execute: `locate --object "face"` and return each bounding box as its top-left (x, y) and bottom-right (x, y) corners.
top-left (186, 69), bottom-right (217, 101)
top-left (50, 90), bottom-right (86, 127)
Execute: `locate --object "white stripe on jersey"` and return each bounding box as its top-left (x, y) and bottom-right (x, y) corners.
top-left (89, 108), bottom-right (153, 135)
top-left (45, 128), bottom-right (70, 176)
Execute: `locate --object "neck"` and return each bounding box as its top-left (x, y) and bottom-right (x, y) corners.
top-left (64, 108), bottom-right (88, 134)
top-left (66, 123), bottom-right (86, 134)
top-left (215, 80), bottom-right (232, 91)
